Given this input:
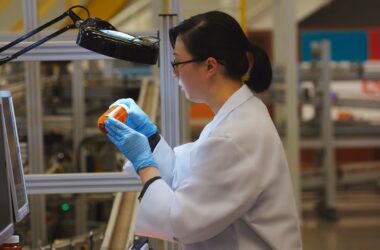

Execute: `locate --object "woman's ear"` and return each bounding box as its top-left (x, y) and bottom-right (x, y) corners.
top-left (205, 57), bottom-right (218, 75)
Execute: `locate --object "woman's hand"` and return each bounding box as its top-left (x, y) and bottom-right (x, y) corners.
top-left (105, 117), bottom-right (158, 172)
top-left (111, 98), bottom-right (157, 137)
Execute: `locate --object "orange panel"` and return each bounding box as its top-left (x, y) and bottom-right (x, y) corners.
top-left (189, 103), bottom-right (214, 119)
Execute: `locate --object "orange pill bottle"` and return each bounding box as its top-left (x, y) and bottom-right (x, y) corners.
top-left (97, 104), bottom-right (128, 134)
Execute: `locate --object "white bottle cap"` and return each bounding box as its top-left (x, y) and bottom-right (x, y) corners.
top-left (4, 235), bottom-right (19, 244)
top-left (109, 103), bottom-right (129, 113)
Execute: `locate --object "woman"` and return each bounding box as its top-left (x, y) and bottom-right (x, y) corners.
top-left (105, 11), bottom-right (302, 250)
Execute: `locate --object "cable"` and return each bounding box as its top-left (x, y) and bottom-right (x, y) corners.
top-left (68, 5), bottom-right (90, 19)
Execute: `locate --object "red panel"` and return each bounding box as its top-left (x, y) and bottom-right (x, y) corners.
top-left (369, 29), bottom-right (380, 59)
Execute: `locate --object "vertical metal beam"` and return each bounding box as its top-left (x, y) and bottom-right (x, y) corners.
top-left (169, 0), bottom-right (190, 144)
top-left (273, 0), bottom-right (300, 212)
top-left (159, 13), bottom-right (180, 250)
top-left (72, 61), bottom-right (85, 171)
top-left (169, 0), bottom-right (181, 18)
top-left (71, 61), bottom-right (88, 234)
top-left (25, 62), bottom-right (46, 248)
top-left (159, 14), bottom-right (179, 147)
top-left (320, 41), bottom-right (336, 209)
top-left (22, 0), bottom-right (46, 247)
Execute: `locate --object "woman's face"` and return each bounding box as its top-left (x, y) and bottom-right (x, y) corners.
top-left (172, 37), bottom-right (207, 102)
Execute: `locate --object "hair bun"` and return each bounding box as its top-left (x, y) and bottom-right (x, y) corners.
top-left (247, 45), bottom-right (272, 93)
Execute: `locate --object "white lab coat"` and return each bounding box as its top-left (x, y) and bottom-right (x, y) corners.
top-left (127, 84), bottom-right (302, 250)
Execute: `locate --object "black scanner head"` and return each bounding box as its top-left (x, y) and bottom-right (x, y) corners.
top-left (76, 18), bottom-right (159, 65)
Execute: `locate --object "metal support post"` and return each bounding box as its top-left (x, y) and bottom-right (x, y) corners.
top-left (26, 62), bottom-right (47, 248)
top-left (169, 0), bottom-right (189, 144)
top-left (159, 13), bottom-right (180, 250)
top-left (273, 0), bottom-right (301, 213)
top-left (23, 0), bottom-right (47, 247)
top-left (72, 61), bottom-right (85, 173)
top-left (169, 0), bottom-right (191, 143)
top-left (71, 61), bottom-right (88, 234)
top-left (169, 0), bottom-right (182, 18)
top-left (320, 40), bottom-right (337, 218)
top-left (159, 14), bottom-right (179, 147)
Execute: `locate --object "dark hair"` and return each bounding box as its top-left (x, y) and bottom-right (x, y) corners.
top-left (169, 11), bottom-right (272, 93)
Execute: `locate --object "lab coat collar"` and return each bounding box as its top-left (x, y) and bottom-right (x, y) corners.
top-left (200, 84), bottom-right (254, 139)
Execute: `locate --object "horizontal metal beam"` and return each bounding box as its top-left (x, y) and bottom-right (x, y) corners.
top-left (334, 98), bottom-right (380, 109)
top-left (301, 137), bottom-right (380, 148)
top-left (25, 172), bottom-right (141, 194)
top-left (302, 169), bottom-right (380, 190)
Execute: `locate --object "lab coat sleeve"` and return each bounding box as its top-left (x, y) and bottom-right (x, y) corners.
top-left (152, 136), bottom-right (175, 185)
top-left (123, 137), bottom-right (176, 185)
top-left (135, 179), bottom-right (175, 241)
top-left (135, 136), bottom-right (262, 244)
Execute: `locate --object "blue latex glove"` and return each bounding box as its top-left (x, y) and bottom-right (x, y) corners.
top-left (111, 98), bottom-right (157, 137)
top-left (104, 117), bottom-right (158, 172)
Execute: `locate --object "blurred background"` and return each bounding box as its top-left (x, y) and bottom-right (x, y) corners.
top-left (0, 0), bottom-right (379, 249)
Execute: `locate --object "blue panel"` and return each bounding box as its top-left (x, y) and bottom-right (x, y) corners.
top-left (301, 31), bottom-right (368, 62)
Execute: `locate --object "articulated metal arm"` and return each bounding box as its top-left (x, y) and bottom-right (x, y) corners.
top-left (0, 5), bottom-right (86, 65)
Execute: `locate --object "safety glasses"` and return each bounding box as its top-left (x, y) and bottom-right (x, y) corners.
top-left (170, 58), bottom-right (206, 69)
